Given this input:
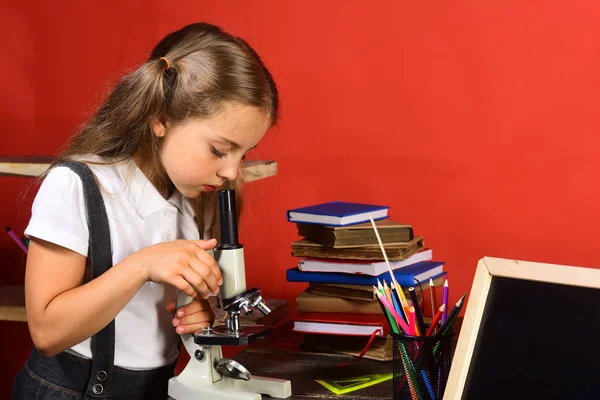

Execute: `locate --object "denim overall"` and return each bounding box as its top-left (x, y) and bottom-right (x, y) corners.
top-left (11, 161), bottom-right (177, 400)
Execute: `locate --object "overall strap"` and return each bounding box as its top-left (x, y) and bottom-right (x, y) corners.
top-left (59, 160), bottom-right (115, 399)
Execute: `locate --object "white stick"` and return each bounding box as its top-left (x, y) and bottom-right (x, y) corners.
top-left (368, 214), bottom-right (400, 293)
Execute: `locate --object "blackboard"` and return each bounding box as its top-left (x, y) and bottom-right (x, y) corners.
top-left (461, 276), bottom-right (600, 399)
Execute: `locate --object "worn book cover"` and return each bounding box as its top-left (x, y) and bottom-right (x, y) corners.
top-left (308, 274), bottom-right (446, 301)
top-left (296, 290), bottom-right (384, 314)
top-left (291, 236), bottom-right (424, 261)
top-left (296, 288), bottom-right (423, 314)
top-left (298, 249), bottom-right (433, 276)
top-left (296, 219), bottom-right (413, 248)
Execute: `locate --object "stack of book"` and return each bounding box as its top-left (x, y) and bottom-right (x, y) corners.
top-left (284, 201), bottom-right (447, 361)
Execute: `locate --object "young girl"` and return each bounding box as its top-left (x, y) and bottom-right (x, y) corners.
top-left (11, 22), bottom-right (278, 400)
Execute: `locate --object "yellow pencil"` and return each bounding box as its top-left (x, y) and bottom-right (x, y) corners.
top-left (383, 280), bottom-right (393, 305)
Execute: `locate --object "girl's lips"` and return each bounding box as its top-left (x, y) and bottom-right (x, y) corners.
top-left (203, 185), bottom-right (216, 192)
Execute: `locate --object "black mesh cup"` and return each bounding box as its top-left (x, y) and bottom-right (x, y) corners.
top-left (392, 329), bottom-right (455, 400)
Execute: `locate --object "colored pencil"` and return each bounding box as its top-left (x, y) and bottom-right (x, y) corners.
top-left (374, 288), bottom-right (411, 335)
top-left (408, 306), bottom-right (416, 336)
top-left (408, 287), bottom-right (426, 336)
top-left (373, 286), bottom-right (400, 334)
top-left (429, 277), bottom-right (437, 318)
top-left (6, 227), bottom-right (28, 254)
top-left (377, 279), bottom-right (385, 295)
top-left (397, 340), bottom-right (422, 400)
top-left (383, 280), bottom-right (393, 304)
top-left (393, 281), bottom-right (410, 316)
top-left (425, 304), bottom-right (445, 337)
top-left (432, 294), bottom-right (466, 357)
top-left (437, 293), bottom-right (465, 336)
top-left (441, 279), bottom-right (449, 324)
top-left (420, 369), bottom-right (437, 400)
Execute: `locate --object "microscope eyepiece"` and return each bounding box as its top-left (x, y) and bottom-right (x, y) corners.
top-left (217, 190), bottom-right (242, 249)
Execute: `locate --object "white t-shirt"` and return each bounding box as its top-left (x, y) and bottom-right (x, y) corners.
top-left (25, 158), bottom-right (200, 369)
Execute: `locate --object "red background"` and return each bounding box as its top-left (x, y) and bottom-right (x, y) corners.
top-left (2, 1), bottom-right (600, 395)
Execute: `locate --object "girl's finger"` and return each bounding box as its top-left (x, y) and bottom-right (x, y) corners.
top-left (175, 298), bottom-right (212, 317)
top-left (175, 320), bottom-right (214, 335)
top-left (193, 249), bottom-right (223, 286)
top-left (181, 267), bottom-right (210, 299)
top-left (176, 309), bottom-right (215, 327)
top-left (165, 301), bottom-right (177, 314)
top-left (188, 258), bottom-right (219, 296)
top-left (171, 276), bottom-right (197, 298)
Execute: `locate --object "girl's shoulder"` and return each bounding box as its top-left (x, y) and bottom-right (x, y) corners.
top-left (48, 156), bottom-right (134, 195)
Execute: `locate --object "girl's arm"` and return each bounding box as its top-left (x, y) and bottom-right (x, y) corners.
top-left (25, 238), bottom-right (147, 357)
top-left (25, 237), bottom-right (221, 357)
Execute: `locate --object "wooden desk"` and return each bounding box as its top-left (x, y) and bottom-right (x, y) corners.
top-left (230, 318), bottom-right (463, 399)
top-left (228, 321), bottom-right (393, 399)
top-left (234, 348), bottom-right (393, 399)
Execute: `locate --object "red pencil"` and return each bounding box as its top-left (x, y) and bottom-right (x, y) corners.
top-left (425, 304), bottom-right (446, 336)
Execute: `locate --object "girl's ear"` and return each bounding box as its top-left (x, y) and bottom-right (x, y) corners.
top-left (150, 117), bottom-right (167, 138)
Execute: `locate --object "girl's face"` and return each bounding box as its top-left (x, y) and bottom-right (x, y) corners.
top-left (152, 102), bottom-right (271, 198)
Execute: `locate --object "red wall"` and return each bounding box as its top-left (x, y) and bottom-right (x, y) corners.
top-left (3, 1), bottom-right (600, 395)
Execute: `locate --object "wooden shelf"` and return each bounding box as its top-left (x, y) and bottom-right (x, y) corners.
top-left (0, 156), bottom-right (278, 182)
top-left (0, 286), bottom-right (26, 322)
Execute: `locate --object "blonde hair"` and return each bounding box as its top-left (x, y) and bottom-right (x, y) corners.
top-left (52, 22), bottom-right (278, 239)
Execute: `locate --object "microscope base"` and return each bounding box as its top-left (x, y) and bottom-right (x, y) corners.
top-left (169, 375), bottom-right (292, 400)
top-left (168, 344), bottom-right (291, 400)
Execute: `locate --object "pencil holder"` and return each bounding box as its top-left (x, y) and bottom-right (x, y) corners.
top-left (391, 329), bottom-right (455, 400)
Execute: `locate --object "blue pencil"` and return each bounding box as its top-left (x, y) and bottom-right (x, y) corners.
top-left (420, 369), bottom-right (437, 400)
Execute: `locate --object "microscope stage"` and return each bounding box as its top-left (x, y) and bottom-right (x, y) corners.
top-left (193, 324), bottom-right (273, 346)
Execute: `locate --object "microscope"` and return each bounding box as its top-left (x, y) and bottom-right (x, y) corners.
top-left (168, 189), bottom-right (292, 400)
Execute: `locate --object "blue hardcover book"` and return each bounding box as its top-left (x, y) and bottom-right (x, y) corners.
top-left (286, 261), bottom-right (445, 287)
top-left (286, 201), bottom-right (390, 226)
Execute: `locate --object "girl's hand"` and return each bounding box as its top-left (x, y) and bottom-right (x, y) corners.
top-left (129, 238), bottom-right (223, 298)
top-left (166, 298), bottom-right (215, 334)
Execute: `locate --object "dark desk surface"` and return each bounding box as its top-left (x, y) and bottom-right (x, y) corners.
top-left (231, 321), bottom-right (393, 399)
top-left (231, 318), bottom-right (463, 400)
top-left (235, 348), bottom-right (393, 399)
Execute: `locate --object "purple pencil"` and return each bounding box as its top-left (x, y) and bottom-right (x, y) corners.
top-left (6, 227), bottom-right (28, 254)
top-left (441, 278), bottom-right (449, 324)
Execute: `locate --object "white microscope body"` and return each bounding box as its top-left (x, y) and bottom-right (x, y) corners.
top-left (168, 190), bottom-right (292, 400)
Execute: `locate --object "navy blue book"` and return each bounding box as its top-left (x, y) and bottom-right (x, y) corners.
top-left (286, 261), bottom-right (445, 287)
top-left (286, 201), bottom-right (389, 226)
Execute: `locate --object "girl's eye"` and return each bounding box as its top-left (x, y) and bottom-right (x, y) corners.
top-left (211, 146), bottom-right (228, 158)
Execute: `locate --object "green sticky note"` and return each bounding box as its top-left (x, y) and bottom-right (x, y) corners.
top-left (315, 373), bottom-right (393, 395)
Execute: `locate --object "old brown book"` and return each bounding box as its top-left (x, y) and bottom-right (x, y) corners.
top-left (296, 290), bottom-right (383, 314)
top-left (291, 236), bottom-right (424, 261)
top-left (296, 289), bottom-right (423, 314)
top-left (296, 219), bottom-right (413, 248)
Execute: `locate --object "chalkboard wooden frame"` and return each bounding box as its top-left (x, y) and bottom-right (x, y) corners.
top-left (443, 256), bottom-right (600, 399)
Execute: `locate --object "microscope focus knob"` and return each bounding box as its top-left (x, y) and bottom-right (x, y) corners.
top-left (240, 302), bottom-right (253, 316)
